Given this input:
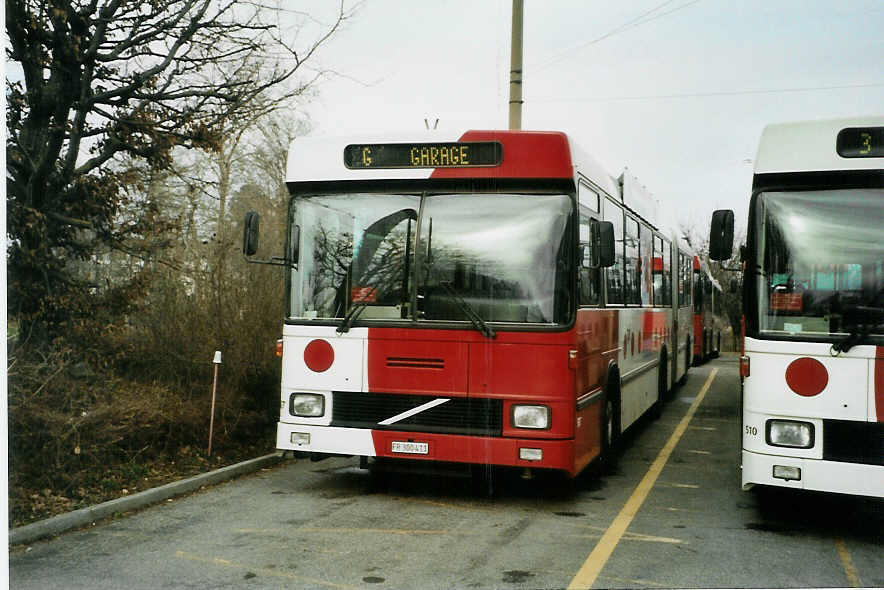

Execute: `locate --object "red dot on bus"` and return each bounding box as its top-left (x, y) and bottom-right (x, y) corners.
top-left (785, 357), bottom-right (828, 397)
top-left (304, 339), bottom-right (334, 373)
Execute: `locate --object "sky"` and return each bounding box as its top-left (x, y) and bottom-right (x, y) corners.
top-left (291, 0), bottom-right (884, 240)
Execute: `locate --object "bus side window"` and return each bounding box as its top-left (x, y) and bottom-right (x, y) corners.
top-left (640, 222), bottom-right (653, 306)
top-left (604, 198), bottom-right (625, 304)
top-left (678, 253), bottom-right (687, 306)
top-left (578, 214), bottom-right (600, 305)
top-left (683, 255), bottom-right (694, 306)
top-left (662, 238), bottom-right (672, 306)
top-left (625, 217), bottom-right (641, 305)
top-left (653, 235), bottom-right (664, 306)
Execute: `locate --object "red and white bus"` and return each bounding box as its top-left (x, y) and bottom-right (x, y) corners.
top-left (710, 116), bottom-right (884, 497)
top-left (692, 256), bottom-right (724, 364)
top-left (245, 130), bottom-right (694, 478)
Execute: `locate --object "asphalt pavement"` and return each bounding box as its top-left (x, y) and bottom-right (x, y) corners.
top-left (9, 356), bottom-right (883, 589)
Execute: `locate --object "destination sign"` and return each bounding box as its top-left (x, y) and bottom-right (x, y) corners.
top-left (343, 142), bottom-right (502, 169)
top-left (836, 127), bottom-right (884, 158)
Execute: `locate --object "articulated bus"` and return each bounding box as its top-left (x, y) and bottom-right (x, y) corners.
top-left (692, 257), bottom-right (724, 364)
top-left (710, 116), bottom-right (884, 497)
top-left (245, 130), bottom-right (695, 478)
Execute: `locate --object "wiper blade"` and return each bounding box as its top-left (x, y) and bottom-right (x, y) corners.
top-left (832, 304), bottom-right (884, 353)
top-left (337, 296), bottom-right (372, 334)
top-left (337, 270), bottom-right (404, 334)
top-left (439, 281), bottom-right (496, 339)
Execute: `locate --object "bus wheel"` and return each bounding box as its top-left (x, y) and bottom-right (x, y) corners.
top-left (703, 330), bottom-right (709, 361)
top-left (652, 357), bottom-right (667, 418)
top-left (600, 382), bottom-right (621, 473)
top-left (678, 341), bottom-right (690, 385)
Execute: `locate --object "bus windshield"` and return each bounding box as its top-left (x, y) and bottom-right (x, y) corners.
top-left (290, 192), bottom-right (573, 326)
top-left (756, 189), bottom-right (884, 341)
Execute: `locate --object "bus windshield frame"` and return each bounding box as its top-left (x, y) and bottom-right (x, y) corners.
top-left (285, 190), bottom-right (576, 331)
top-left (746, 183), bottom-right (884, 345)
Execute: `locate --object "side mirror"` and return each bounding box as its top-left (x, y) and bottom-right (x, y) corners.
top-left (243, 211), bottom-right (260, 256)
top-left (709, 209), bottom-right (734, 261)
top-left (596, 220), bottom-right (616, 268)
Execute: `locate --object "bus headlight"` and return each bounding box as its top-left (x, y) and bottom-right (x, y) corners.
top-left (766, 419), bottom-right (814, 449)
top-left (512, 405), bottom-right (550, 429)
top-left (289, 393), bottom-right (325, 417)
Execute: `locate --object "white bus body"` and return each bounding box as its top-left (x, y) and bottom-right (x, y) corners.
top-left (738, 117), bottom-right (884, 497)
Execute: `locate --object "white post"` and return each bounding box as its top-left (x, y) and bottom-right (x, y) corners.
top-left (208, 350), bottom-right (222, 457)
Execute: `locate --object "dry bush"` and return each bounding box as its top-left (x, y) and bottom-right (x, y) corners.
top-left (8, 323), bottom-right (277, 525)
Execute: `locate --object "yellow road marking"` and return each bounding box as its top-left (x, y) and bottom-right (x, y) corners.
top-left (565, 531), bottom-right (685, 545)
top-left (622, 531), bottom-right (685, 544)
top-left (393, 496), bottom-right (494, 513)
top-left (834, 538), bottom-right (863, 588)
top-left (236, 527), bottom-right (476, 536)
top-left (561, 522), bottom-right (685, 545)
top-left (666, 482), bottom-right (701, 489)
top-left (567, 368), bottom-right (718, 590)
top-left (175, 551), bottom-right (358, 589)
top-left (600, 574), bottom-right (669, 588)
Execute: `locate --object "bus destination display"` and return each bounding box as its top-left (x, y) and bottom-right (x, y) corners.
top-left (344, 142), bottom-right (503, 169)
top-left (836, 127), bottom-right (884, 158)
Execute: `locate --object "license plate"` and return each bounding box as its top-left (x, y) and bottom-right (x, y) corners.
top-left (391, 441), bottom-right (429, 455)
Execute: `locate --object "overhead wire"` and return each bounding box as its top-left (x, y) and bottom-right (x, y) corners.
top-left (533, 81), bottom-right (884, 104)
top-left (532, 0), bottom-right (702, 71)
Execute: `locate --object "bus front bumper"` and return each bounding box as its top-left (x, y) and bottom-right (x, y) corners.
top-left (741, 449), bottom-right (884, 498)
top-left (277, 422), bottom-right (577, 475)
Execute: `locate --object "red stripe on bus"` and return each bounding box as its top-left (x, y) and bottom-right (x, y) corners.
top-left (429, 130), bottom-right (573, 179)
top-left (875, 346), bottom-right (884, 423)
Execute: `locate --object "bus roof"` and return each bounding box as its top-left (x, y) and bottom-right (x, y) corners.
top-left (754, 115), bottom-right (884, 174)
top-left (285, 129), bottom-right (616, 194)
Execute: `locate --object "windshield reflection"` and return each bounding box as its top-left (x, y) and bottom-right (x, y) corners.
top-left (290, 193), bottom-right (573, 327)
top-left (757, 189), bottom-right (884, 339)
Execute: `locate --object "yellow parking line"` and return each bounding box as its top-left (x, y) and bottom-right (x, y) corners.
top-left (236, 526), bottom-right (476, 536)
top-left (175, 551), bottom-right (358, 589)
top-left (567, 369), bottom-right (718, 590)
top-left (834, 539), bottom-right (863, 588)
top-left (298, 527), bottom-right (475, 536)
top-left (600, 574), bottom-right (669, 588)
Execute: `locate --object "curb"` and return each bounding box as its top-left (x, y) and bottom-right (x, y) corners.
top-left (10, 452), bottom-right (285, 546)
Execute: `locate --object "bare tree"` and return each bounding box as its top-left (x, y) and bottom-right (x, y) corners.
top-left (5, 0), bottom-right (353, 340)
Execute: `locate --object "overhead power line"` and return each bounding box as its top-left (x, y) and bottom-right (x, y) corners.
top-left (533, 81), bottom-right (884, 104)
top-left (533, 0), bottom-right (703, 71)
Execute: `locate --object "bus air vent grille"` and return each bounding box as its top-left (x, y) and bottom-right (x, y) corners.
top-left (331, 391), bottom-right (502, 437)
top-left (386, 357), bottom-right (445, 369)
top-left (822, 420), bottom-right (884, 466)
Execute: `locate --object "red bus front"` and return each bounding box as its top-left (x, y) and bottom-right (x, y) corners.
top-left (273, 131), bottom-right (613, 477)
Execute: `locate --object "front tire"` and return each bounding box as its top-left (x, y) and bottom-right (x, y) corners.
top-left (652, 355), bottom-right (667, 419)
top-left (600, 382), bottom-right (621, 473)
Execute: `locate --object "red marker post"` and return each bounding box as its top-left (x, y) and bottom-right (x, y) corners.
top-left (208, 351), bottom-right (222, 457)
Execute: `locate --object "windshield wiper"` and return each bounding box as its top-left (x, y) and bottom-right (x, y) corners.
top-left (439, 281), bottom-right (496, 339)
top-left (337, 295), bottom-right (371, 334)
top-left (337, 270), bottom-right (404, 334)
top-left (832, 304), bottom-right (884, 353)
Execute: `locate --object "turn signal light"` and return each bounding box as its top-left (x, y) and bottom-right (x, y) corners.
top-left (275, 339), bottom-right (283, 358)
top-left (739, 355), bottom-right (750, 378)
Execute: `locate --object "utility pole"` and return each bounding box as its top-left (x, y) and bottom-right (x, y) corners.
top-left (508, 0), bottom-right (524, 130)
